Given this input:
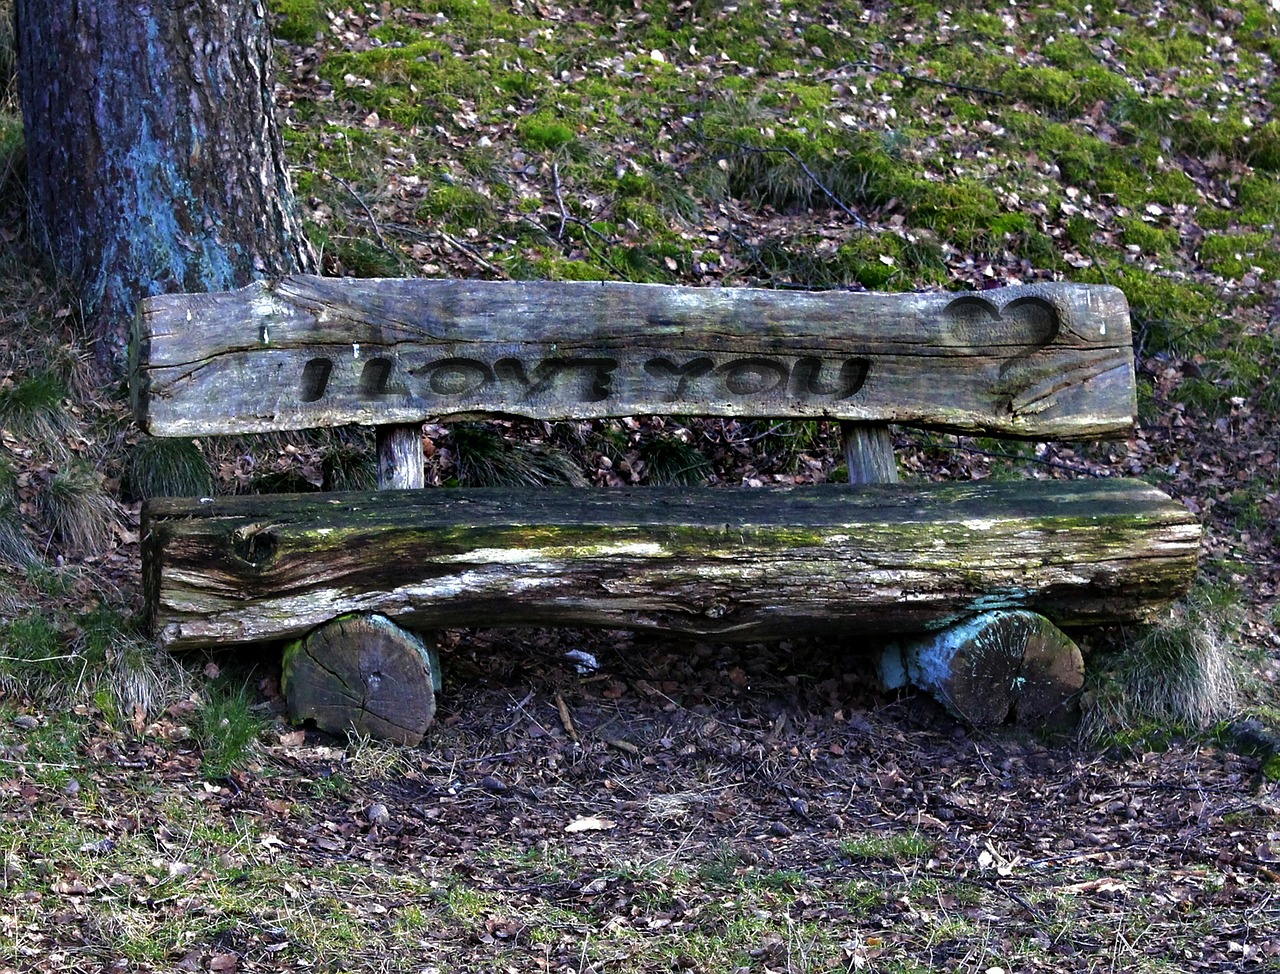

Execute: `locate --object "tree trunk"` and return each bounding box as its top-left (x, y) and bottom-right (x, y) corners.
top-left (16, 0), bottom-right (315, 372)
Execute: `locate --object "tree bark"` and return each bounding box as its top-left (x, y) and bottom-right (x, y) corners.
top-left (16, 0), bottom-right (315, 372)
top-left (142, 479), bottom-right (1201, 650)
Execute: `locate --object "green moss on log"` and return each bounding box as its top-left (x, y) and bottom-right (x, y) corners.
top-left (143, 479), bottom-right (1200, 650)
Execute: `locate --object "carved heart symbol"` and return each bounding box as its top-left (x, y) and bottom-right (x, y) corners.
top-left (941, 294), bottom-right (1060, 378)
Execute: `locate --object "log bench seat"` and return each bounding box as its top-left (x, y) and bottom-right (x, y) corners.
top-left (132, 276), bottom-right (1201, 742)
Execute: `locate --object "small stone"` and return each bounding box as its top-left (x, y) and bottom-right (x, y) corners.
top-left (480, 775), bottom-right (507, 793)
top-left (366, 803), bottom-right (390, 826)
top-left (63, 779), bottom-right (81, 797)
top-left (769, 821), bottom-right (792, 837)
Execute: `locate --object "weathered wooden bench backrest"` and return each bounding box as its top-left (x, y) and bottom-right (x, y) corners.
top-left (133, 276), bottom-right (1135, 440)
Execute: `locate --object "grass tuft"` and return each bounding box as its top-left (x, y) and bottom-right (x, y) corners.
top-left (0, 612), bottom-right (73, 702)
top-left (195, 679), bottom-right (268, 778)
top-left (1081, 586), bottom-right (1242, 743)
top-left (640, 433), bottom-right (710, 486)
top-left (449, 423), bottom-right (587, 487)
top-left (124, 437), bottom-right (215, 501)
top-left (39, 463), bottom-right (116, 555)
top-left (267, 0), bottom-right (329, 45)
top-left (840, 832), bottom-right (935, 863)
top-left (0, 455), bottom-right (35, 568)
top-left (0, 372), bottom-right (74, 448)
top-left (344, 730), bottom-right (415, 782)
top-left (0, 0), bottom-right (14, 111)
top-left (750, 420), bottom-right (826, 475)
top-left (78, 605), bottom-right (190, 724)
top-left (323, 431), bottom-right (378, 491)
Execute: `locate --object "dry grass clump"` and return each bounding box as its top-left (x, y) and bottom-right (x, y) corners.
top-left (343, 730), bottom-right (416, 782)
top-left (1081, 587), bottom-right (1241, 743)
top-left (98, 632), bottom-right (192, 723)
top-left (39, 462), bottom-right (116, 555)
top-left (639, 433), bottom-right (710, 486)
top-left (450, 422), bottom-right (586, 488)
top-left (124, 436), bottom-right (215, 500)
top-left (0, 0), bottom-right (14, 110)
top-left (0, 455), bottom-right (35, 568)
top-left (0, 372), bottom-right (76, 451)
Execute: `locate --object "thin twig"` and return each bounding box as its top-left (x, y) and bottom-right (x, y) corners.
top-left (997, 881), bottom-right (1047, 923)
top-left (707, 138), bottom-right (866, 226)
top-left (952, 443), bottom-right (1108, 477)
top-left (438, 230), bottom-right (509, 278)
top-left (554, 692), bottom-right (579, 743)
top-left (326, 170), bottom-right (390, 251)
top-left (552, 162), bottom-right (569, 240)
top-left (0, 756), bottom-right (82, 770)
top-left (826, 60), bottom-right (1007, 98)
top-left (517, 214), bottom-right (631, 280)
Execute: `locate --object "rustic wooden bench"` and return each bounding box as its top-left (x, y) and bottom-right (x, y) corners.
top-left (131, 276), bottom-right (1201, 742)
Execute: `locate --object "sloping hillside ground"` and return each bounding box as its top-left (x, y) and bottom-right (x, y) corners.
top-left (2, 0), bottom-right (1280, 970)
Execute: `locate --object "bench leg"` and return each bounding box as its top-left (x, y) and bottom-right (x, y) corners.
top-left (281, 613), bottom-right (437, 745)
top-left (880, 611), bottom-right (1085, 727)
top-left (841, 421), bottom-right (898, 484)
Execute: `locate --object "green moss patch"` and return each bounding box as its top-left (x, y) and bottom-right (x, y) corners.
top-left (1199, 232), bottom-right (1280, 280)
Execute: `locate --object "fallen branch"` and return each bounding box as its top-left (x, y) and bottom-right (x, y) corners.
top-left (326, 171), bottom-right (391, 251)
top-left (438, 230), bottom-right (509, 279)
top-left (552, 162), bottom-right (569, 240)
top-left (554, 692), bottom-right (579, 743)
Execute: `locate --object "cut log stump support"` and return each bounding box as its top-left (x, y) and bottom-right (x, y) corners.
top-left (282, 613), bottom-right (437, 746)
top-left (879, 610), bottom-right (1085, 727)
top-left (281, 420), bottom-right (437, 744)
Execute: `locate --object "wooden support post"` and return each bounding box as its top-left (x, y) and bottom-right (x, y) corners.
top-left (279, 423), bottom-right (433, 744)
top-left (376, 424), bottom-right (425, 490)
top-left (281, 614), bottom-right (437, 745)
top-left (842, 421), bottom-right (898, 485)
top-left (880, 610), bottom-right (1085, 727)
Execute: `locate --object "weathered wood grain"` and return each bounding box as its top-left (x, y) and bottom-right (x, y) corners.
top-left (881, 610), bottom-right (1084, 727)
top-left (842, 421), bottom-right (898, 484)
top-left (132, 277), bottom-right (1135, 438)
top-left (376, 424), bottom-right (424, 489)
top-left (142, 479), bottom-right (1199, 651)
top-left (281, 613), bottom-right (436, 745)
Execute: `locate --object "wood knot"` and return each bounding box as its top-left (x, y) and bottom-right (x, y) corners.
top-left (231, 523), bottom-right (279, 568)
